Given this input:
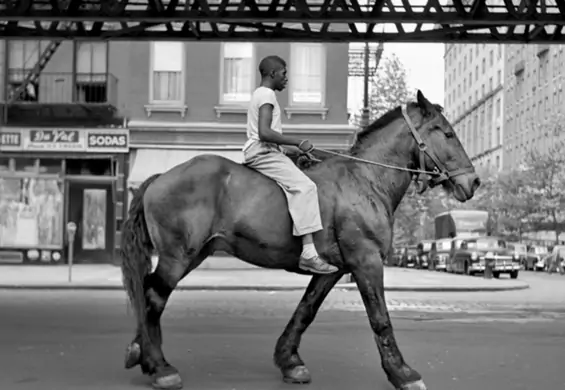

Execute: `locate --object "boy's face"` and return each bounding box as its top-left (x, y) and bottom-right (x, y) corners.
top-left (272, 66), bottom-right (288, 91)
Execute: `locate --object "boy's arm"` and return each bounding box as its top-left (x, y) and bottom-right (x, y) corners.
top-left (257, 103), bottom-right (302, 147)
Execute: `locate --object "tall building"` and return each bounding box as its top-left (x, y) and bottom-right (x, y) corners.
top-left (0, 40), bottom-right (354, 266)
top-left (503, 44), bottom-right (565, 169)
top-left (443, 43), bottom-right (506, 171)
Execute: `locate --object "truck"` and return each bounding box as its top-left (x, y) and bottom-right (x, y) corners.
top-left (434, 209), bottom-right (490, 240)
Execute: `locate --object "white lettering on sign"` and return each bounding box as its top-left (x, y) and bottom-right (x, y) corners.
top-left (31, 130), bottom-right (78, 143)
top-left (88, 134), bottom-right (127, 147)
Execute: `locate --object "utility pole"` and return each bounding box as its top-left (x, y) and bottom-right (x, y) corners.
top-left (348, 40), bottom-right (385, 128)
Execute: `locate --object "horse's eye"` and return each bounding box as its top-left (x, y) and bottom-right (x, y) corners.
top-left (445, 131), bottom-right (454, 138)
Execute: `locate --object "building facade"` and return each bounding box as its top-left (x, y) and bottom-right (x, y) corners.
top-left (0, 39), bottom-right (130, 265)
top-left (503, 44), bottom-right (565, 169)
top-left (443, 43), bottom-right (506, 172)
top-left (125, 41), bottom-right (354, 193)
top-left (0, 39), bottom-right (354, 267)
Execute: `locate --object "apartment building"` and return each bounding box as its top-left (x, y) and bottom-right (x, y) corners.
top-left (443, 43), bottom-right (506, 171)
top-left (125, 41), bottom-right (354, 193)
top-left (503, 44), bottom-right (565, 169)
top-left (0, 39), bottom-right (129, 266)
top-left (0, 39), bottom-right (354, 267)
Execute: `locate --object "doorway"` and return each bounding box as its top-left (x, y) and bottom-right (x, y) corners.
top-left (66, 181), bottom-right (114, 264)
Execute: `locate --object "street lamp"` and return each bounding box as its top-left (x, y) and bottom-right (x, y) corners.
top-left (348, 41), bottom-right (385, 128)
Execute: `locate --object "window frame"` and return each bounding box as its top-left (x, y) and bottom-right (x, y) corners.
top-left (288, 43), bottom-right (327, 107)
top-left (218, 42), bottom-right (256, 106)
top-left (148, 41), bottom-right (185, 106)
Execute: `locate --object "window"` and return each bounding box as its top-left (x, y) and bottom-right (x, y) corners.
top-left (150, 42), bottom-right (184, 104)
top-left (76, 42), bottom-right (108, 103)
top-left (220, 43), bottom-right (254, 104)
top-left (7, 40), bottom-right (48, 101)
top-left (290, 43), bottom-right (326, 105)
top-left (76, 42), bottom-right (107, 76)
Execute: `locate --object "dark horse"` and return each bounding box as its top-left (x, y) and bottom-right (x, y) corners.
top-left (121, 91), bottom-right (480, 390)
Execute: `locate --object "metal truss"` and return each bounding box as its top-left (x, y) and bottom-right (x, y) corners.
top-left (2, 0), bottom-right (565, 42)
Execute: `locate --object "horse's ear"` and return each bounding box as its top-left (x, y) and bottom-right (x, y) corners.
top-left (416, 90), bottom-right (434, 116)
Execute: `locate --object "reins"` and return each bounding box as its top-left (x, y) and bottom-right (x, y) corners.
top-left (312, 147), bottom-right (440, 176)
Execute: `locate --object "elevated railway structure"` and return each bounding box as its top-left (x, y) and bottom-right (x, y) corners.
top-left (1, 0), bottom-right (565, 43)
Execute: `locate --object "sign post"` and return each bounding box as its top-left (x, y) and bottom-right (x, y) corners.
top-left (67, 222), bottom-right (77, 283)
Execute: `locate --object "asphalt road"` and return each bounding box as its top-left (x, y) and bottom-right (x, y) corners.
top-left (1, 276), bottom-right (564, 390)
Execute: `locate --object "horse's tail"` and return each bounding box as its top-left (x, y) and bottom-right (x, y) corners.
top-left (120, 173), bottom-right (162, 340)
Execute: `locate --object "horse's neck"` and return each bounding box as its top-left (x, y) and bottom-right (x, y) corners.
top-left (352, 122), bottom-right (418, 211)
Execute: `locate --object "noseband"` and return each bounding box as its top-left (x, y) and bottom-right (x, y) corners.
top-left (314, 103), bottom-right (475, 193)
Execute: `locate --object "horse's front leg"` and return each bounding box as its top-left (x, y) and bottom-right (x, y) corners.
top-left (274, 272), bottom-right (344, 384)
top-left (350, 246), bottom-right (427, 390)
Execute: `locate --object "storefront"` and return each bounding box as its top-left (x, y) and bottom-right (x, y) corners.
top-left (0, 127), bottom-right (129, 265)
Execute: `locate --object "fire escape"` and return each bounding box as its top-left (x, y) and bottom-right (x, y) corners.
top-left (2, 22), bottom-right (120, 126)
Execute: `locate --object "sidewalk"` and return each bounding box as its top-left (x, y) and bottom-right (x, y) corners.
top-left (0, 260), bottom-right (529, 292)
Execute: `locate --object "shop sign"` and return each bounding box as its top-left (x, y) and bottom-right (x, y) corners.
top-left (0, 132), bottom-right (22, 151)
top-left (86, 129), bottom-right (129, 153)
top-left (0, 127), bottom-right (130, 153)
top-left (27, 129), bottom-right (82, 151)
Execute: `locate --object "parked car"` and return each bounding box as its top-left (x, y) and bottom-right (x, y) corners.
top-left (429, 238), bottom-right (453, 271)
top-left (507, 242), bottom-right (528, 269)
top-left (449, 236), bottom-right (520, 278)
top-left (401, 246), bottom-right (419, 268)
top-left (416, 240), bottom-right (434, 269)
top-left (526, 245), bottom-right (548, 271)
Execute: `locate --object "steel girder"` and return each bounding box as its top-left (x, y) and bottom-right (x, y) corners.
top-left (2, 0), bottom-right (565, 42)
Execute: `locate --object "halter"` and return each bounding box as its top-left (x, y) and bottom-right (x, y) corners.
top-left (312, 103), bottom-right (475, 193)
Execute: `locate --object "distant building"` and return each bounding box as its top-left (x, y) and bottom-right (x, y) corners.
top-left (443, 43), bottom-right (506, 171)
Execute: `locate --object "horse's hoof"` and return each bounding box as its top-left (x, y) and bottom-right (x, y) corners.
top-left (282, 365), bottom-right (311, 384)
top-left (124, 342), bottom-right (141, 369)
top-left (152, 371), bottom-right (183, 390)
top-left (400, 379), bottom-right (427, 390)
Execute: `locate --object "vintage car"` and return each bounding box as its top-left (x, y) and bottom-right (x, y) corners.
top-left (526, 245), bottom-right (549, 271)
top-left (449, 236), bottom-right (520, 278)
top-left (507, 242), bottom-right (528, 269)
top-left (546, 245), bottom-right (565, 275)
top-left (402, 246), bottom-right (419, 268)
top-left (387, 248), bottom-right (404, 267)
top-left (429, 238), bottom-right (453, 271)
top-left (416, 240), bottom-right (434, 269)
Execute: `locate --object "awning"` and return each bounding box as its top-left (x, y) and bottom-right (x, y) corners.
top-left (128, 148), bottom-right (243, 188)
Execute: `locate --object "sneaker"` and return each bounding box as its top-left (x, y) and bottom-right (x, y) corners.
top-left (299, 255), bottom-right (339, 274)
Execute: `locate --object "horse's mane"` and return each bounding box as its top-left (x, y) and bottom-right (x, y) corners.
top-left (349, 101), bottom-right (443, 155)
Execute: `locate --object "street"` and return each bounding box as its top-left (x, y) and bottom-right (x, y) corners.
top-left (0, 271), bottom-right (564, 390)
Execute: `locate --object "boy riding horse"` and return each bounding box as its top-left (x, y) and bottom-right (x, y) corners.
top-left (243, 55), bottom-right (338, 275)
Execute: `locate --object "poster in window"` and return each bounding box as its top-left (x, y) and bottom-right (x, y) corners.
top-left (0, 178), bottom-right (63, 248)
top-left (82, 189), bottom-right (107, 250)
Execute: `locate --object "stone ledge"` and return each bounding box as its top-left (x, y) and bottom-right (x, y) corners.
top-left (144, 104), bottom-right (188, 118)
top-left (284, 106), bottom-right (329, 120)
top-left (213, 105), bottom-right (247, 118)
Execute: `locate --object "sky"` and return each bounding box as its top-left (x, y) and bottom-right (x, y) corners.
top-left (348, 42), bottom-right (446, 113)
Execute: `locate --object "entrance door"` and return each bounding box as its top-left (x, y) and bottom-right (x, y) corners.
top-left (67, 181), bottom-right (114, 264)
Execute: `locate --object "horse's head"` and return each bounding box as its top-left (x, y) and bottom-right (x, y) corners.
top-left (409, 90), bottom-right (480, 202)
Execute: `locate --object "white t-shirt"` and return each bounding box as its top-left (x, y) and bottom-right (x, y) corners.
top-left (243, 86), bottom-right (283, 152)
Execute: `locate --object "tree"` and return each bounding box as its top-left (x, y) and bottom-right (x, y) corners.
top-left (352, 53), bottom-right (412, 128)
top-left (522, 141), bottom-right (565, 242)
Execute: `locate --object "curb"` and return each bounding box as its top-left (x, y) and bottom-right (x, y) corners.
top-left (0, 283), bottom-right (530, 292)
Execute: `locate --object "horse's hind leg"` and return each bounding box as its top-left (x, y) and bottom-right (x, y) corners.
top-left (274, 272), bottom-right (344, 384)
top-left (125, 249), bottom-right (205, 390)
top-left (349, 245), bottom-right (426, 390)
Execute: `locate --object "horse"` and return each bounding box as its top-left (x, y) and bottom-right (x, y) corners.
top-left (120, 90), bottom-right (480, 390)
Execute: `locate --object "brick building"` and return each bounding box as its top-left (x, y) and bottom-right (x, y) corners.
top-left (0, 39), bottom-right (354, 266)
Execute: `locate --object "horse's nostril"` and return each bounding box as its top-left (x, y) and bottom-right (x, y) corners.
top-left (471, 177), bottom-right (481, 192)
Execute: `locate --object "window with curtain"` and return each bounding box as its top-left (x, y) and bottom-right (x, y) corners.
top-left (7, 40), bottom-right (48, 82)
top-left (290, 43), bottom-right (325, 105)
top-left (76, 42), bottom-right (107, 82)
top-left (151, 42), bottom-right (183, 104)
top-left (221, 43), bottom-right (254, 103)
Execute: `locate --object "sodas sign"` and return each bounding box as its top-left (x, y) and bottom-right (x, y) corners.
top-left (87, 131), bottom-right (129, 152)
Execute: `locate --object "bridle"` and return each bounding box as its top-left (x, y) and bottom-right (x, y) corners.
top-left (312, 103), bottom-right (475, 193)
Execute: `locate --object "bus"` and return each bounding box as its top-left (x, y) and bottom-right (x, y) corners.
top-left (434, 209), bottom-right (490, 240)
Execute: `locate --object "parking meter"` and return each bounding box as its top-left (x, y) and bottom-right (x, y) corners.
top-left (67, 222), bottom-right (77, 282)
